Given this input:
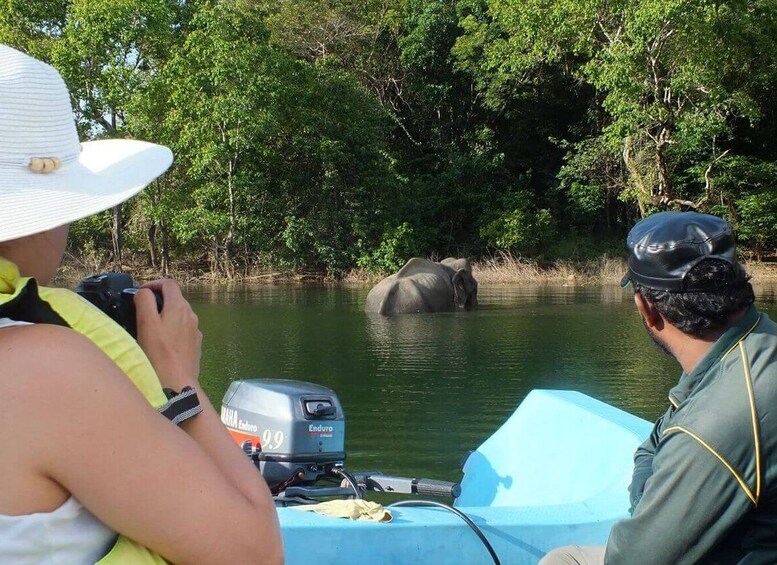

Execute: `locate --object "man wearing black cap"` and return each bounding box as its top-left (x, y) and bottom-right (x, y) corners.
top-left (541, 212), bottom-right (777, 564)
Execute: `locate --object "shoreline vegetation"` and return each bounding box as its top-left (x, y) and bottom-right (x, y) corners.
top-left (6, 2), bottom-right (777, 288)
top-left (54, 253), bottom-right (777, 288)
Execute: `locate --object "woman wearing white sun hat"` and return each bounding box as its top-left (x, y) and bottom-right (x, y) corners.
top-left (0, 45), bottom-right (282, 564)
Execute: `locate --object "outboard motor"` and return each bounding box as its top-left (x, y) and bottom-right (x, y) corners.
top-left (221, 378), bottom-right (460, 504)
top-left (220, 379), bottom-right (346, 488)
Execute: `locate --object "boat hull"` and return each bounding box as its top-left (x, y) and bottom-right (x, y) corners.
top-left (279, 390), bottom-right (652, 564)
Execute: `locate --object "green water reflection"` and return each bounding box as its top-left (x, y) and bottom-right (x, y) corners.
top-left (188, 284), bottom-right (777, 483)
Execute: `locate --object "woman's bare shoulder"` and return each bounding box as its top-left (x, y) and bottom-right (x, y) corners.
top-left (0, 324), bottom-right (127, 402)
top-left (0, 324), bottom-right (143, 514)
top-left (0, 322), bottom-right (102, 351)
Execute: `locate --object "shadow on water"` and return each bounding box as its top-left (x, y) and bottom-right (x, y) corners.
top-left (188, 283), bottom-right (777, 482)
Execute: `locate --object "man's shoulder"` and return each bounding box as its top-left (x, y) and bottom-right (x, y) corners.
top-left (745, 308), bottom-right (777, 342)
top-left (665, 316), bottom-right (777, 482)
top-left (732, 310), bottom-right (777, 395)
top-left (676, 337), bottom-right (777, 436)
top-left (668, 393), bottom-right (749, 447)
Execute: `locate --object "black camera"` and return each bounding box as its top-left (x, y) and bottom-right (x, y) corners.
top-left (75, 273), bottom-right (163, 338)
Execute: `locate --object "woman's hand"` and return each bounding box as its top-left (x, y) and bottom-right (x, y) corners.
top-left (134, 279), bottom-right (202, 391)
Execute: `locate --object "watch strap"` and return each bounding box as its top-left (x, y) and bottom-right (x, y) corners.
top-left (159, 386), bottom-right (202, 425)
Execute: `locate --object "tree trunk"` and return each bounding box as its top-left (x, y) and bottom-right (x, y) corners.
top-left (224, 164), bottom-right (236, 280)
top-left (622, 137), bottom-right (649, 218)
top-left (160, 221), bottom-right (169, 277)
top-left (655, 136), bottom-right (672, 204)
top-left (148, 223), bottom-right (158, 269)
top-left (112, 205), bottom-right (123, 271)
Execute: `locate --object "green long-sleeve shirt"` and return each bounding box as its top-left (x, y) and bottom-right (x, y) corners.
top-left (606, 306), bottom-right (777, 564)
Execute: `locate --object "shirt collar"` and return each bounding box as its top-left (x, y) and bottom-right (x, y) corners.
top-left (669, 305), bottom-right (760, 406)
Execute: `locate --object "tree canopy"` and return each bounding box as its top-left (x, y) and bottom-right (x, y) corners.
top-left (3, 0), bottom-right (776, 275)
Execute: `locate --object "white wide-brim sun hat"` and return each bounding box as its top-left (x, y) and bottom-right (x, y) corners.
top-left (0, 44), bottom-right (173, 242)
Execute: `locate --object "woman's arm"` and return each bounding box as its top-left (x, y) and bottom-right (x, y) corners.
top-left (134, 280), bottom-right (280, 525)
top-left (0, 325), bottom-right (283, 564)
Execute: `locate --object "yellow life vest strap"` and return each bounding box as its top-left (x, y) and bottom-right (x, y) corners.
top-left (0, 257), bottom-right (167, 408)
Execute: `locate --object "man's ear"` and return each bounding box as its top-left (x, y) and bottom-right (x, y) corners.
top-left (634, 292), bottom-right (663, 330)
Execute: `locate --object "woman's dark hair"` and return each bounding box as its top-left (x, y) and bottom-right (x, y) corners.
top-left (634, 259), bottom-right (755, 339)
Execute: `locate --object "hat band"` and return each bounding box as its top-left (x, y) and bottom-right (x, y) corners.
top-left (0, 149), bottom-right (80, 171)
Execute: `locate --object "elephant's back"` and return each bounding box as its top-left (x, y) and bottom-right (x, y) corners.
top-left (408, 271), bottom-right (450, 291)
top-left (389, 274), bottom-right (447, 314)
top-left (364, 271), bottom-right (452, 315)
top-left (364, 275), bottom-right (398, 314)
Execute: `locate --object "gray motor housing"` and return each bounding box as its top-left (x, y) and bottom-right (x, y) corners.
top-left (220, 379), bottom-right (345, 487)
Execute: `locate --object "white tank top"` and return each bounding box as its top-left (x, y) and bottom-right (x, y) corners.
top-left (0, 317), bottom-right (117, 563)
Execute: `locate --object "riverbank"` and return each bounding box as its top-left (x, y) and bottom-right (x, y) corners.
top-left (54, 251), bottom-right (777, 287)
top-left (475, 256), bottom-right (777, 285)
top-left (471, 254), bottom-right (625, 285)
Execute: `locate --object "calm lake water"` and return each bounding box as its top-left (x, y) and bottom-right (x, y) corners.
top-left (189, 284), bottom-right (777, 484)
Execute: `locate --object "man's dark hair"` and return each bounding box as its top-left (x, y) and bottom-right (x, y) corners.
top-left (634, 259), bottom-right (755, 339)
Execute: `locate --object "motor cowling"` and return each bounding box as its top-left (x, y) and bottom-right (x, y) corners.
top-left (220, 379), bottom-right (346, 487)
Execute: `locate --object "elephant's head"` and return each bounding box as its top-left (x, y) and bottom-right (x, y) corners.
top-left (441, 257), bottom-right (478, 310)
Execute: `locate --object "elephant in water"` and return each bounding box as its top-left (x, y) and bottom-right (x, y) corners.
top-left (364, 257), bottom-right (478, 315)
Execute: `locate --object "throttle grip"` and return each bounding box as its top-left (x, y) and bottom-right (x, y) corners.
top-left (415, 478), bottom-right (462, 498)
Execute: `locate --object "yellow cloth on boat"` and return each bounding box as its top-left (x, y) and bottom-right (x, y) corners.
top-left (292, 500), bottom-right (392, 522)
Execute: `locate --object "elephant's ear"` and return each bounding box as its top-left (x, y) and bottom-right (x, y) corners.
top-left (442, 257), bottom-right (472, 273)
top-left (452, 269), bottom-right (478, 310)
top-left (452, 269), bottom-right (468, 309)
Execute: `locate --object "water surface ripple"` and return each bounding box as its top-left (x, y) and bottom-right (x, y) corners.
top-left (188, 284), bottom-right (777, 482)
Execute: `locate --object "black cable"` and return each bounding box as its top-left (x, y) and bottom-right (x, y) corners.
top-left (331, 468), bottom-right (363, 499)
top-left (388, 500), bottom-right (500, 565)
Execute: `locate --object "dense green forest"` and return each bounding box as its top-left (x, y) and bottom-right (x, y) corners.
top-left (2, 0), bottom-right (776, 277)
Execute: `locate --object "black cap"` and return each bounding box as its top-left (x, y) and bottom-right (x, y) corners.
top-left (621, 212), bottom-right (739, 292)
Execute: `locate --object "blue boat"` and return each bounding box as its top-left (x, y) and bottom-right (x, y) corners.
top-left (277, 390), bottom-right (652, 564)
